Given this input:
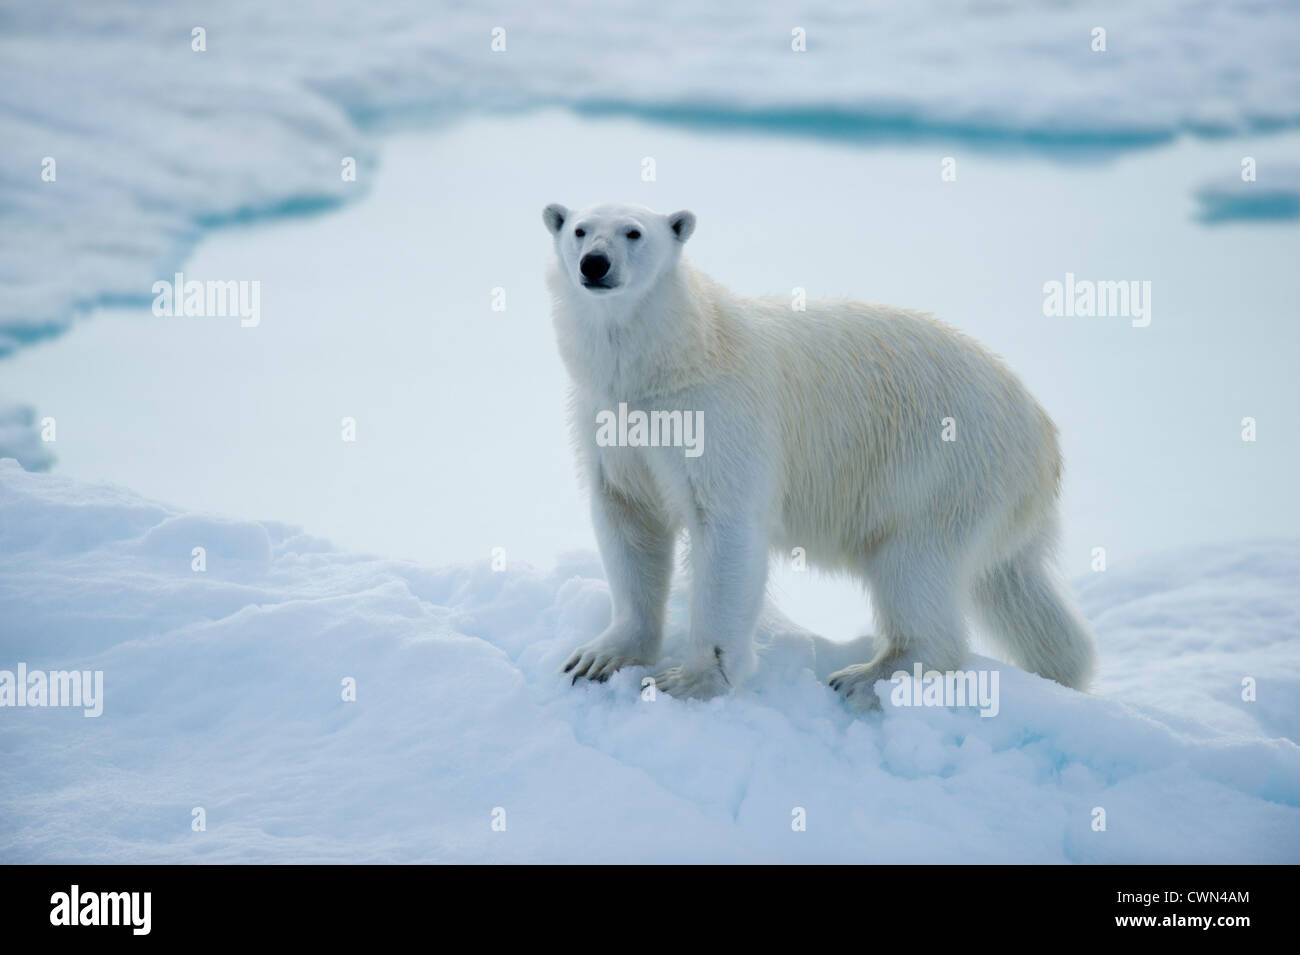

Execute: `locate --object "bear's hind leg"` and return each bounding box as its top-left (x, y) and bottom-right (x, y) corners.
top-left (829, 544), bottom-right (969, 711)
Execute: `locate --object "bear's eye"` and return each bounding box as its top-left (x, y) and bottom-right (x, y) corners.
top-left (574, 228), bottom-right (585, 238)
top-left (626, 229), bottom-right (641, 240)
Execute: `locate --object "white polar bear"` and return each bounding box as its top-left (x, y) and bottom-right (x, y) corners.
top-left (547, 202), bottom-right (1096, 708)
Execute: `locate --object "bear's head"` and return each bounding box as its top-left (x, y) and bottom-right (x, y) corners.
top-left (543, 203), bottom-right (695, 300)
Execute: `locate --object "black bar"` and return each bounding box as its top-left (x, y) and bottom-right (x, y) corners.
top-left (3, 865), bottom-right (1285, 941)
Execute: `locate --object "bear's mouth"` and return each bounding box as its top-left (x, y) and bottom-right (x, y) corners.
top-left (581, 278), bottom-right (618, 292)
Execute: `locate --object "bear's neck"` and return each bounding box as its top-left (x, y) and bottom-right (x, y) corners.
top-left (554, 260), bottom-right (727, 401)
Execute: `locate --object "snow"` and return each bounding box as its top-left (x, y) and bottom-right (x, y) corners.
top-left (4, 0), bottom-right (1300, 354)
top-left (2, 459), bottom-right (1296, 863)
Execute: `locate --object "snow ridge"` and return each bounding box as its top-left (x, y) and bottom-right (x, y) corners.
top-left (1, 460), bottom-right (1296, 863)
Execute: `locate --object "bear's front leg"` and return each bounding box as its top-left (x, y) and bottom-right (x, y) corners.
top-left (652, 513), bottom-right (767, 700)
top-left (564, 475), bottom-right (675, 683)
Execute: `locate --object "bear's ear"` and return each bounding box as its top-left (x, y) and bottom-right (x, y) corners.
top-left (667, 210), bottom-right (696, 243)
top-left (543, 203), bottom-right (569, 236)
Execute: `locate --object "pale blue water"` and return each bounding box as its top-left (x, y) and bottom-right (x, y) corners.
top-left (3, 110), bottom-right (1298, 638)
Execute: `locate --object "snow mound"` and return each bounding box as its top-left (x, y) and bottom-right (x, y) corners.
top-left (0, 459), bottom-right (1297, 863)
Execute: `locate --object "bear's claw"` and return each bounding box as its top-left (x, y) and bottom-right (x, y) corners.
top-left (562, 637), bottom-right (648, 684)
top-left (649, 663), bottom-right (730, 701)
top-left (828, 662), bottom-right (887, 711)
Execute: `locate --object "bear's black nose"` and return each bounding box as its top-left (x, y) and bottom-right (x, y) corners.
top-left (580, 252), bottom-right (611, 282)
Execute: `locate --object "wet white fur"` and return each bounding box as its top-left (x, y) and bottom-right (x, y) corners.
top-left (549, 202), bottom-right (1096, 708)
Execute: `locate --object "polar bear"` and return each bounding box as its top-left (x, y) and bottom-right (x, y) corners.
top-left (547, 202), bottom-right (1096, 708)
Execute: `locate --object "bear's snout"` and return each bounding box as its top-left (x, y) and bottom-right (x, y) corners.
top-left (580, 252), bottom-right (612, 284)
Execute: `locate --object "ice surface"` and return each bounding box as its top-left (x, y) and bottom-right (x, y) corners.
top-left (2, 460), bottom-right (1296, 863)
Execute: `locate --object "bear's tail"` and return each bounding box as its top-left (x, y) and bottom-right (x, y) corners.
top-left (971, 545), bottom-right (1096, 690)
